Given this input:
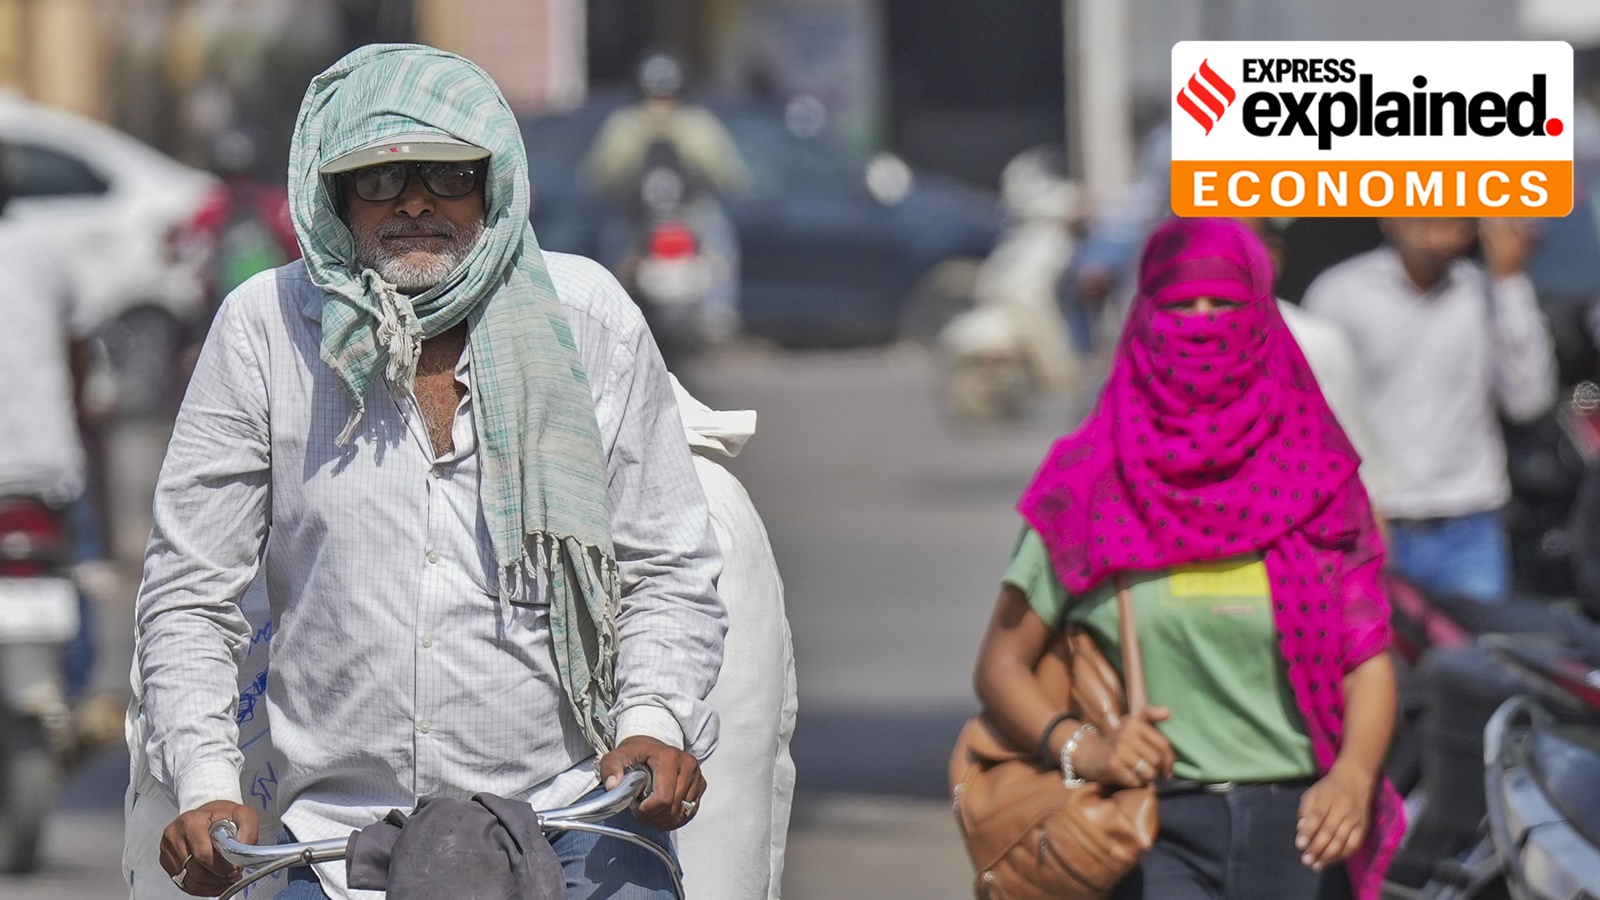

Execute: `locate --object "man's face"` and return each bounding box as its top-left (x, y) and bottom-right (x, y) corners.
top-left (344, 162), bottom-right (487, 293)
top-left (1382, 217), bottom-right (1476, 268)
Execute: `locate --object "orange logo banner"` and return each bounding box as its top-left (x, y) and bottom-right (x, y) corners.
top-left (1172, 160), bottom-right (1572, 216)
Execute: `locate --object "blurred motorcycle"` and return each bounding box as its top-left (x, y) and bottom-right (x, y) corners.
top-left (613, 138), bottom-right (736, 360)
top-left (1407, 610), bottom-right (1600, 899)
top-left (1381, 575), bottom-right (1569, 893)
top-left (0, 496), bottom-right (77, 873)
top-left (938, 147), bottom-right (1082, 421)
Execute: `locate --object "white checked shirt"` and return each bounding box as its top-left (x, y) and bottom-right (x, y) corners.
top-left (133, 253), bottom-right (725, 899)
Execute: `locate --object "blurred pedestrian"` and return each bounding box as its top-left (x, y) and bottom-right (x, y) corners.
top-left (669, 377), bottom-right (796, 900)
top-left (131, 45), bottom-right (725, 900)
top-left (584, 52), bottom-right (750, 207)
top-left (1055, 122), bottom-right (1173, 356)
top-left (1241, 218), bottom-right (1399, 505)
top-left (205, 129), bottom-right (298, 302)
top-left (972, 218), bottom-right (1402, 899)
top-left (1303, 218), bottom-right (1557, 602)
top-left (0, 138), bottom-right (105, 705)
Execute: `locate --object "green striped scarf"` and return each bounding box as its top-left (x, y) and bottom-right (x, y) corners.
top-left (288, 44), bottom-right (619, 755)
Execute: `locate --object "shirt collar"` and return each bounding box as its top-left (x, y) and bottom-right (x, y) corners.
top-left (1378, 245), bottom-right (1467, 297)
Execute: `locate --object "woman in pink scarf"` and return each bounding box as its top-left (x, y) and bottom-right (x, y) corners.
top-left (973, 217), bottom-right (1402, 899)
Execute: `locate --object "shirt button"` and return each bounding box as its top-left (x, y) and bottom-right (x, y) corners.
top-left (418, 719), bottom-right (431, 734)
top-left (429, 466), bottom-right (442, 479)
top-left (421, 634), bottom-right (434, 648)
top-left (426, 550), bottom-right (440, 564)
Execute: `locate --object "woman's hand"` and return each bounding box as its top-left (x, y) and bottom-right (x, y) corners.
top-left (1296, 763), bottom-right (1374, 871)
top-left (1296, 651), bottom-right (1396, 870)
top-left (1072, 706), bottom-right (1175, 789)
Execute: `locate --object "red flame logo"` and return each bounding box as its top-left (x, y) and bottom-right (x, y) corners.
top-left (1176, 59), bottom-right (1237, 135)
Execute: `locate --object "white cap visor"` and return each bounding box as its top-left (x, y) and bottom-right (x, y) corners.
top-left (318, 132), bottom-right (490, 174)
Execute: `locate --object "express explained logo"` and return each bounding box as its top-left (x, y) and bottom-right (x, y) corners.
top-left (1180, 57), bottom-right (1562, 149)
top-left (1170, 42), bottom-right (1574, 217)
top-left (1176, 59), bottom-right (1237, 134)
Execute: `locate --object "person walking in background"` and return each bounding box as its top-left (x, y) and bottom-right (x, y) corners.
top-left (1303, 218), bottom-right (1556, 602)
top-left (669, 377), bottom-right (797, 900)
top-left (0, 138), bottom-right (110, 714)
top-left (0, 141), bottom-right (91, 507)
top-left (132, 45), bottom-right (725, 899)
top-left (1239, 218), bottom-right (1399, 505)
top-left (973, 218), bottom-right (1402, 899)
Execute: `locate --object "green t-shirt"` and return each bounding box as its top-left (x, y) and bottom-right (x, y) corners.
top-left (1003, 527), bottom-right (1316, 784)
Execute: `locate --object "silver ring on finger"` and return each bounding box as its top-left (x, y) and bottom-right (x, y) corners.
top-left (680, 799), bottom-right (698, 818)
top-left (170, 854), bottom-right (193, 889)
top-left (1133, 759), bottom-right (1151, 776)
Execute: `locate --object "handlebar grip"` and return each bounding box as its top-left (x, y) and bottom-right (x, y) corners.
top-left (624, 762), bottom-right (654, 799)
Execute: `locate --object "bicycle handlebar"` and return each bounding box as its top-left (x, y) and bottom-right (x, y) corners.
top-left (208, 766), bottom-right (682, 899)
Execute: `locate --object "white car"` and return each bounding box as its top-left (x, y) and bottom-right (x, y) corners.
top-left (0, 91), bottom-right (223, 417)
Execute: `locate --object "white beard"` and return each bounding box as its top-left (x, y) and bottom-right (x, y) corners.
top-left (354, 216), bottom-right (484, 293)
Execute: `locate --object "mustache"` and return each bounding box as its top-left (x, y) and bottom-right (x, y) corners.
top-left (374, 218), bottom-right (459, 239)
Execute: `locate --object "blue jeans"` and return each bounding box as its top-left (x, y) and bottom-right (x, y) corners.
top-left (1388, 510), bottom-right (1511, 603)
top-left (1112, 782), bottom-right (1351, 900)
top-left (62, 490), bottom-right (104, 698)
top-left (277, 790), bottom-right (679, 899)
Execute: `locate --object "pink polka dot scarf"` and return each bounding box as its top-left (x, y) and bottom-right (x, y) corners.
top-left (1018, 217), bottom-right (1402, 898)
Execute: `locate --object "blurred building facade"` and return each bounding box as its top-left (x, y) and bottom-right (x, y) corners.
top-left (0, 0), bottom-right (111, 118)
top-left (2, 0), bottom-right (1598, 194)
top-left (416, 0), bottom-right (585, 110)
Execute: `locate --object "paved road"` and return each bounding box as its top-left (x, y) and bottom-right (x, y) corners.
top-left (1, 343), bottom-right (1083, 899)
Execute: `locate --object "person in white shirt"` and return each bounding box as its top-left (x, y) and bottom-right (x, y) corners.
top-left (133, 45), bottom-right (725, 900)
top-left (1239, 217), bottom-right (1399, 503)
top-left (668, 378), bottom-right (797, 900)
top-left (0, 147), bottom-right (90, 508)
top-left (0, 139), bottom-right (110, 718)
top-left (1303, 217), bottom-right (1556, 602)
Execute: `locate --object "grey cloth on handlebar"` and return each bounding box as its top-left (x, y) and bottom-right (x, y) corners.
top-left (346, 793), bottom-right (565, 899)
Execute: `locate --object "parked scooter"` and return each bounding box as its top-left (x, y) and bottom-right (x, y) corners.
top-left (1403, 608), bottom-right (1600, 899)
top-left (0, 496), bottom-right (78, 873)
top-left (938, 147), bottom-right (1082, 421)
top-left (1382, 572), bottom-right (1576, 889)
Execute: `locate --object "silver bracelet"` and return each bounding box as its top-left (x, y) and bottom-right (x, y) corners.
top-left (1059, 722), bottom-right (1097, 788)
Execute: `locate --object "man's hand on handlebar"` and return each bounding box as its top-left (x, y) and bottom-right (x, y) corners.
top-left (161, 801), bottom-right (259, 896)
top-left (599, 735), bottom-right (707, 832)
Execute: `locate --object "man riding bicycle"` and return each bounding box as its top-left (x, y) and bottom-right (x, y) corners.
top-left (132, 45), bottom-right (726, 899)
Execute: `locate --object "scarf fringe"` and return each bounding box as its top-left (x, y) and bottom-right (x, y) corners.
top-left (367, 271), bottom-right (423, 394)
top-left (335, 403), bottom-right (365, 446)
top-left (501, 532), bottom-right (621, 758)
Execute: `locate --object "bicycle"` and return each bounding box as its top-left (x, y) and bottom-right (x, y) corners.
top-left (206, 765), bottom-right (684, 899)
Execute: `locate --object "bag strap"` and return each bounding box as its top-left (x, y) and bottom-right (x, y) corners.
top-left (1115, 574), bottom-right (1148, 715)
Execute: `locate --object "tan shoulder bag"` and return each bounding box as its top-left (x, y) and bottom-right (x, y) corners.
top-left (948, 576), bottom-right (1157, 900)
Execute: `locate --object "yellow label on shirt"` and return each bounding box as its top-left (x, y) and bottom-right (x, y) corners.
top-left (1168, 558), bottom-right (1270, 599)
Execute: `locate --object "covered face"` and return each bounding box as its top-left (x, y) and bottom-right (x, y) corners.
top-left (1120, 216), bottom-right (1283, 430)
top-left (285, 44), bottom-right (554, 441)
top-left (1020, 216), bottom-right (1362, 591)
top-left (288, 43), bottom-right (534, 309)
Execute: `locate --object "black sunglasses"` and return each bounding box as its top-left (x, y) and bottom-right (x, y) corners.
top-left (344, 161), bottom-right (484, 203)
